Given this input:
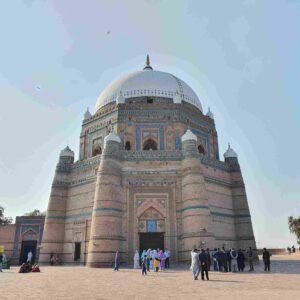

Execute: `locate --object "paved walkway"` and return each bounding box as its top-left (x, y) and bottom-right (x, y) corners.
top-left (1, 254), bottom-right (300, 299)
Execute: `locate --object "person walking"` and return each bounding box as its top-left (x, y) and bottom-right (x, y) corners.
top-left (146, 249), bottom-right (151, 272)
top-left (190, 249), bottom-right (200, 280)
top-left (262, 248), bottom-right (272, 272)
top-left (114, 250), bottom-right (120, 271)
top-left (199, 249), bottom-right (209, 280)
top-left (133, 250), bottom-right (140, 269)
top-left (141, 256), bottom-right (147, 276)
top-left (237, 249), bottom-right (245, 272)
top-left (247, 247), bottom-right (254, 271)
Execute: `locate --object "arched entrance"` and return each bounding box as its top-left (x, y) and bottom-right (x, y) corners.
top-left (19, 229), bottom-right (38, 264)
top-left (138, 207), bottom-right (165, 251)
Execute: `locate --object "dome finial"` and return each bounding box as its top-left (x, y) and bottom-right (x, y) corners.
top-left (143, 54), bottom-right (153, 70)
top-left (84, 106), bottom-right (92, 120)
top-left (206, 106), bottom-right (214, 119)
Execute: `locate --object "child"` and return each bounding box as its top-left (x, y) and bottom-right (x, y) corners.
top-left (141, 257), bottom-right (147, 276)
top-left (154, 257), bottom-right (160, 272)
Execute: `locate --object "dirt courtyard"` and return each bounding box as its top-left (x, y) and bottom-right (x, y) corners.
top-left (1, 254), bottom-right (300, 300)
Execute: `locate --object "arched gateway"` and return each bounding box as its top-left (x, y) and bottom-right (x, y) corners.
top-left (39, 56), bottom-right (256, 267)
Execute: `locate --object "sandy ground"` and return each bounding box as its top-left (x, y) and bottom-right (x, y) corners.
top-left (1, 254), bottom-right (300, 300)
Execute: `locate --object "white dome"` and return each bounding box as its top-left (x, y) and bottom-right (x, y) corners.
top-left (224, 144), bottom-right (238, 159)
top-left (60, 146), bottom-right (74, 157)
top-left (95, 58), bottom-right (202, 112)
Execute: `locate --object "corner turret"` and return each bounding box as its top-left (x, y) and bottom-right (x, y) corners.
top-left (179, 129), bottom-right (215, 261)
top-left (206, 107), bottom-right (214, 119)
top-left (87, 132), bottom-right (124, 267)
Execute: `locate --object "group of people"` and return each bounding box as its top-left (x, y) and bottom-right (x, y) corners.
top-left (134, 248), bottom-right (171, 275)
top-left (210, 247), bottom-right (253, 272)
top-left (19, 262), bottom-right (40, 273)
top-left (191, 249), bottom-right (210, 280)
top-left (114, 248), bottom-right (171, 275)
top-left (191, 246), bottom-right (272, 279)
top-left (287, 245), bottom-right (297, 254)
top-left (50, 253), bottom-right (60, 265)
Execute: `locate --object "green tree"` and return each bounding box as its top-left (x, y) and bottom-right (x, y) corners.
top-left (288, 216), bottom-right (300, 244)
top-left (23, 209), bottom-right (46, 217)
top-left (0, 206), bottom-right (13, 225)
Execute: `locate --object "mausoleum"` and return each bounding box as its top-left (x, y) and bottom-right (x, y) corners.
top-left (40, 56), bottom-right (256, 266)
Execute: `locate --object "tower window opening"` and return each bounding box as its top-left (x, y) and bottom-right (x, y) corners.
top-left (198, 145), bottom-right (205, 155)
top-left (147, 98), bottom-right (153, 103)
top-left (92, 146), bottom-right (102, 156)
top-left (143, 139), bottom-right (158, 151)
top-left (125, 141), bottom-right (131, 150)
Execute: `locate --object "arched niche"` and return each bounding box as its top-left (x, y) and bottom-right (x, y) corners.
top-left (143, 138), bottom-right (158, 151)
top-left (198, 144), bottom-right (205, 155)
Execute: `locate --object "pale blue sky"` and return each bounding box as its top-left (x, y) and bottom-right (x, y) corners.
top-left (0, 0), bottom-right (299, 248)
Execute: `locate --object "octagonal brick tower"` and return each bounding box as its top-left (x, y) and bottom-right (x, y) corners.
top-left (180, 130), bottom-right (215, 261)
top-left (87, 132), bottom-right (124, 267)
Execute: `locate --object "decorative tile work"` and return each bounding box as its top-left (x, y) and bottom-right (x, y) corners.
top-left (147, 220), bottom-right (157, 232)
top-left (175, 136), bottom-right (181, 150)
top-left (191, 128), bottom-right (210, 157)
top-left (94, 207), bottom-right (123, 213)
top-left (176, 205), bottom-right (210, 213)
top-left (122, 150), bottom-right (182, 161)
top-left (135, 124), bottom-right (165, 150)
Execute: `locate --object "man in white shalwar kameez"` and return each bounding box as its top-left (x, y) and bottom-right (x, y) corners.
top-left (133, 250), bottom-right (140, 269)
top-left (190, 249), bottom-right (200, 280)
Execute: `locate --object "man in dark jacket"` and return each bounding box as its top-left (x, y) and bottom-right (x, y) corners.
top-left (247, 246), bottom-right (254, 271)
top-left (213, 248), bottom-right (223, 272)
top-left (226, 250), bottom-right (232, 272)
top-left (206, 248), bottom-right (211, 271)
top-left (262, 248), bottom-right (272, 272)
top-left (221, 247), bottom-right (228, 272)
top-left (199, 249), bottom-right (209, 280)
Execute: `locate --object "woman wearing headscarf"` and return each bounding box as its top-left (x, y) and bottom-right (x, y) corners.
top-left (159, 250), bottom-right (166, 270)
top-left (146, 248), bottom-right (151, 271)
